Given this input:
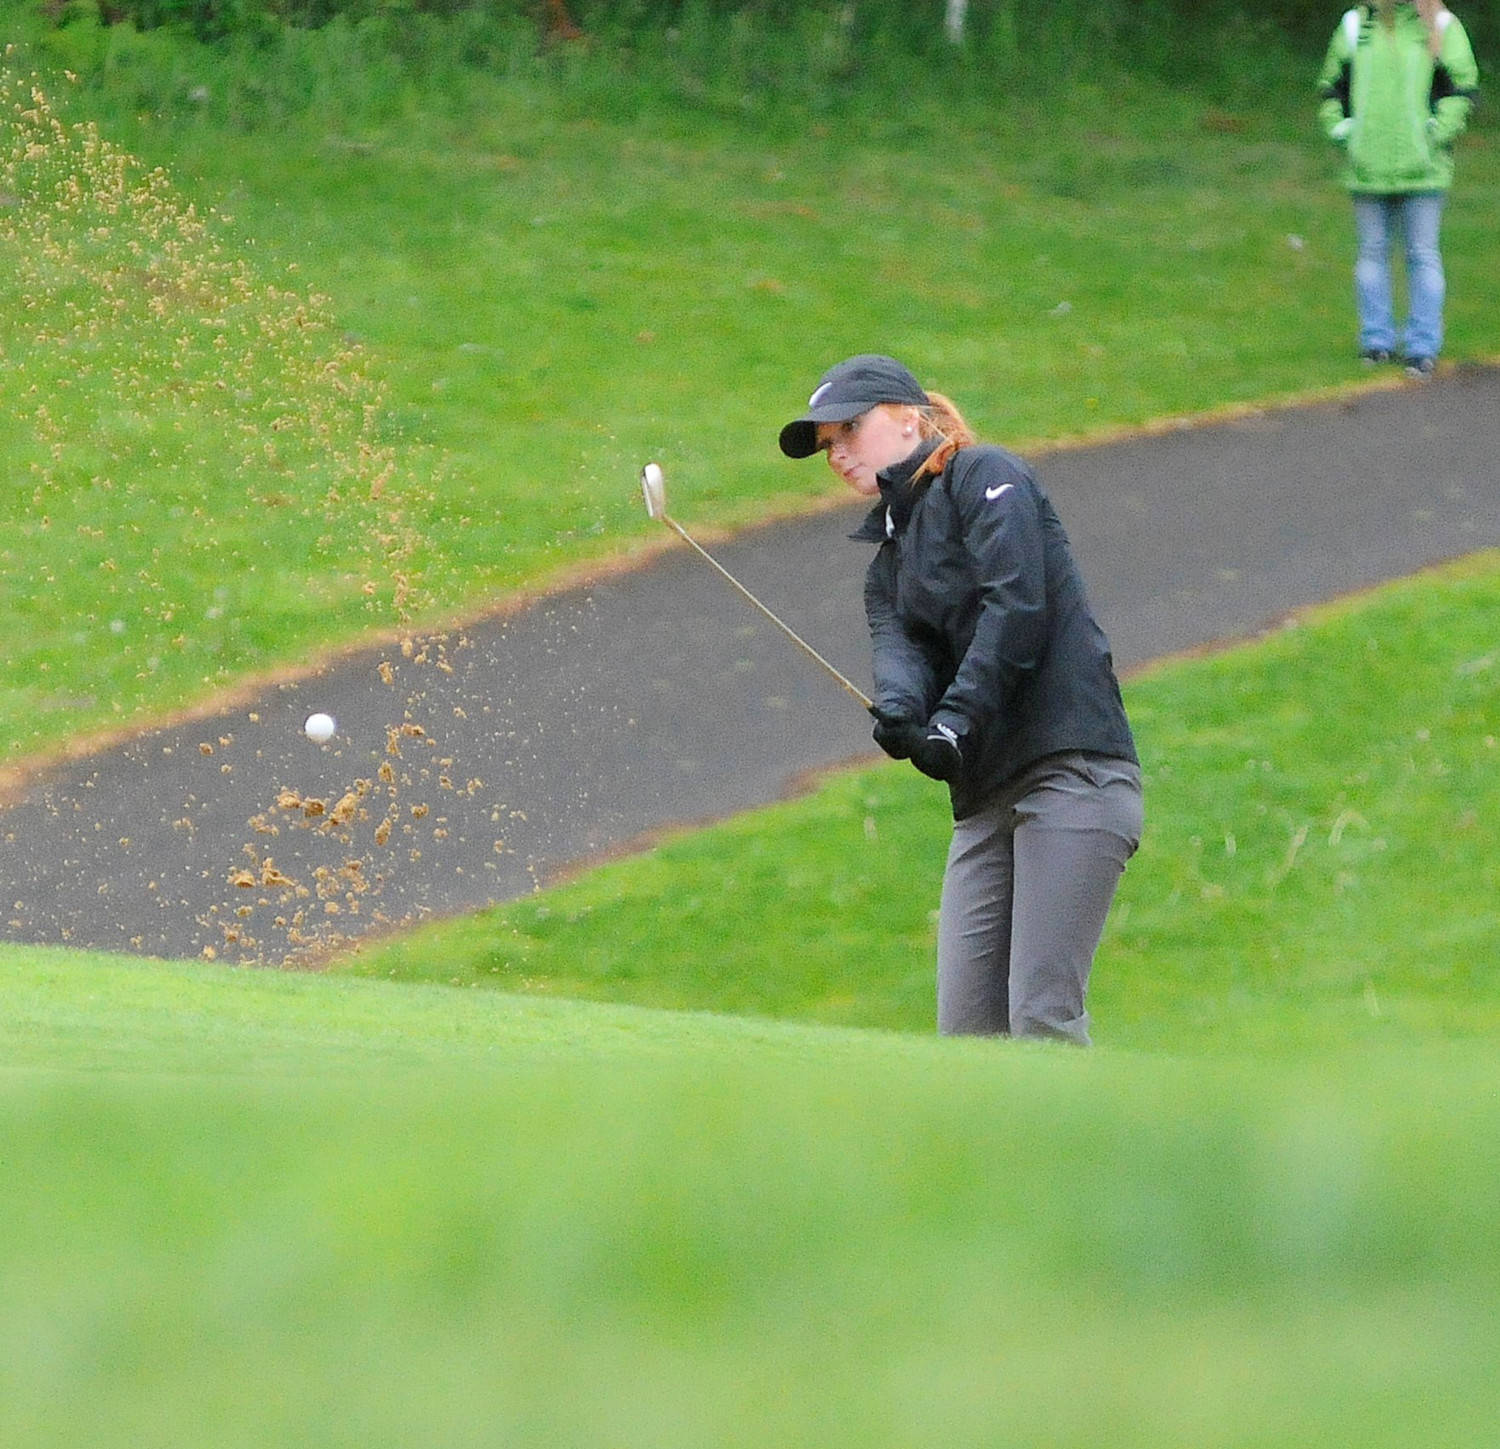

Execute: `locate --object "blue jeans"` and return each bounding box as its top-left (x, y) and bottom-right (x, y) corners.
top-left (1352, 192), bottom-right (1446, 360)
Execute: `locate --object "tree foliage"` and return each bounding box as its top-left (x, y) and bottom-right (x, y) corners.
top-left (24, 1), bottom-right (1499, 77)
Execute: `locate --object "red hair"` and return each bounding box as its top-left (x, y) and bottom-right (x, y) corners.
top-left (913, 390), bottom-right (977, 481)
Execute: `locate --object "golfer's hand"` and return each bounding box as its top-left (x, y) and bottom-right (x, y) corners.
top-left (910, 724), bottom-right (964, 783)
top-left (870, 710), bottom-right (922, 761)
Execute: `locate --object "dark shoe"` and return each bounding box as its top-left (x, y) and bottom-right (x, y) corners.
top-left (1360, 348), bottom-right (1393, 365)
top-left (1403, 355), bottom-right (1436, 379)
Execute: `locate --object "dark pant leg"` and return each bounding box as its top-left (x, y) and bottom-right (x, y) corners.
top-left (935, 797), bottom-right (1016, 1036)
top-left (1008, 756), bottom-right (1143, 1045)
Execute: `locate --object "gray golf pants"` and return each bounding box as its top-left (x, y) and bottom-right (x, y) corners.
top-left (936, 752), bottom-right (1143, 1045)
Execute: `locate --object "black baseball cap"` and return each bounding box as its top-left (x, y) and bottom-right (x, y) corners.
top-left (778, 354), bottom-right (930, 458)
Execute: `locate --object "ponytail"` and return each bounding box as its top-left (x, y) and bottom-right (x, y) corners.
top-left (913, 391), bottom-right (977, 480)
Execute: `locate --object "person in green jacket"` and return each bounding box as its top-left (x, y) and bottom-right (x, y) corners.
top-left (1317, 1), bottom-right (1479, 376)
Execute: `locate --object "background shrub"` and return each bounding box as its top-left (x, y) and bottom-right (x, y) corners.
top-left (36, 0), bottom-right (1497, 70)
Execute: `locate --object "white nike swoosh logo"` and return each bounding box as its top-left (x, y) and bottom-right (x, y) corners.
top-left (985, 484), bottom-right (1013, 501)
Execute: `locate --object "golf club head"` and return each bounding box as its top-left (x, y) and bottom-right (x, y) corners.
top-left (640, 462), bottom-right (666, 521)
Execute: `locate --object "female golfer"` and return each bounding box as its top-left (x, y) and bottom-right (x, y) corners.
top-left (1317, 1), bottom-right (1480, 376)
top-left (779, 355), bottom-right (1141, 1044)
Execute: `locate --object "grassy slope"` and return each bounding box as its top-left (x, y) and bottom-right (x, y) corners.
top-left (3, 27), bottom-right (1497, 760)
top-left (3, 943), bottom-right (1499, 1448)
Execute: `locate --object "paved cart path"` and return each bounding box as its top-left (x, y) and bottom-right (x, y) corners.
top-left (3, 367), bottom-right (1498, 963)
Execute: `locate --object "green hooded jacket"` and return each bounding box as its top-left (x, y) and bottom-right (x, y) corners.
top-left (1317, 4), bottom-right (1480, 193)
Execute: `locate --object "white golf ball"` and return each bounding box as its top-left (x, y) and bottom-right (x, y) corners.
top-left (643, 462), bottom-right (663, 490)
top-left (303, 712), bottom-right (337, 743)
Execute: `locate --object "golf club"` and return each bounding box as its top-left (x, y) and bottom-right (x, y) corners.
top-left (639, 462), bottom-right (873, 710)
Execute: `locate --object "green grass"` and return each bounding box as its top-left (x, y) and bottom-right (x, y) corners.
top-left (2, 561), bottom-right (1489, 1447)
top-left (3, 22), bottom-right (1497, 762)
top-left (337, 552), bottom-right (1500, 1053)
top-left (3, 943), bottom-right (1500, 1448)
top-left (4, 20), bottom-right (1499, 1441)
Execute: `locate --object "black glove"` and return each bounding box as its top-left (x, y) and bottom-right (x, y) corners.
top-left (910, 723), bottom-right (965, 783)
top-left (870, 709), bottom-right (923, 761)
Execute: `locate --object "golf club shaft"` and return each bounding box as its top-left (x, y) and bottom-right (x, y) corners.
top-left (662, 514), bottom-right (873, 710)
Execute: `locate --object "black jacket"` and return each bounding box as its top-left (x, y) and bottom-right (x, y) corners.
top-left (855, 439), bottom-right (1137, 820)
